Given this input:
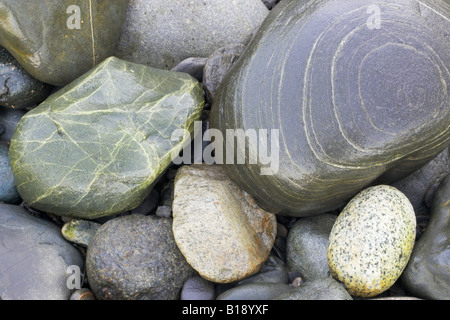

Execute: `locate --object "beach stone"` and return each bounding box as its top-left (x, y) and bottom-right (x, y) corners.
top-left (0, 0), bottom-right (128, 86)
top-left (0, 46), bottom-right (51, 109)
top-left (327, 185), bottom-right (416, 298)
top-left (401, 174), bottom-right (450, 300)
top-left (286, 214), bottom-right (337, 281)
top-left (216, 282), bottom-right (292, 300)
top-left (203, 44), bottom-right (246, 103)
top-left (180, 276), bottom-right (216, 301)
top-left (172, 164), bottom-right (277, 283)
top-left (238, 255), bottom-right (289, 285)
top-left (0, 107), bottom-right (26, 143)
top-left (0, 144), bottom-right (20, 204)
top-left (61, 219), bottom-right (101, 247)
top-left (274, 277), bottom-right (353, 300)
top-left (86, 214), bottom-right (195, 300)
top-left (0, 203), bottom-right (84, 300)
top-left (116, 0), bottom-right (268, 70)
top-left (9, 57), bottom-right (204, 219)
top-left (171, 57), bottom-right (208, 82)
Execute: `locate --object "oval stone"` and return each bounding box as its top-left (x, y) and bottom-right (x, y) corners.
top-left (327, 185), bottom-right (416, 298)
top-left (210, 0), bottom-right (450, 216)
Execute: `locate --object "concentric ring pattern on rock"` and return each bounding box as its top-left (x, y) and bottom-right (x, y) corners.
top-left (210, 0), bottom-right (450, 216)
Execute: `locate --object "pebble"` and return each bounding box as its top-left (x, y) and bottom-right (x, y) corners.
top-left (70, 288), bottom-right (96, 301)
top-left (0, 143), bottom-right (21, 204)
top-left (286, 214), bottom-right (337, 282)
top-left (327, 185), bottom-right (416, 298)
top-left (216, 282), bottom-right (292, 300)
top-left (0, 107), bottom-right (26, 143)
top-left (172, 164), bottom-right (277, 283)
top-left (401, 174), bottom-right (450, 300)
top-left (0, 203), bottom-right (84, 300)
top-left (180, 276), bottom-right (216, 301)
top-left (86, 214), bottom-right (195, 300)
top-left (171, 57), bottom-right (208, 82)
top-left (274, 277), bottom-right (353, 300)
top-left (61, 219), bottom-right (101, 248)
top-left (116, 0), bottom-right (268, 69)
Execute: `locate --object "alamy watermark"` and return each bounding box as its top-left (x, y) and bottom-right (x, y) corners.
top-left (171, 121), bottom-right (280, 176)
top-left (367, 5), bottom-right (382, 29)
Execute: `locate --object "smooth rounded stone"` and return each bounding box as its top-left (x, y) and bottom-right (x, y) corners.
top-left (172, 164), bottom-right (277, 283)
top-left (116, 0), bottom-right (268, 70)
top-left (0, 107), bottom-right (26, 143)
top-left (171, 57), bottom-right (208, 82)
top-left (70, 288), bottom-right (96, 300)
top-left (61, 219), bottom-right (101, 247)
top-left (327, 185), bottom-right (416, 298)
top-left (210, 0), bottom-right (450, 217)
top-left (401, 174), bottom-right (450, 300)
top-left (9, 57), bottom-right (205, 219)
top-left (274, 277), bottom-right (353, 300)
top-left (238, 255), bottom-right (289, 285)
top-left (130, 189), bottom-right (159, 215)
top-left (0, 144), bottom-right (20, 204)
top-left (180, 276), bottom-right (216, 301)
top-left (155, 205), bottom-right (172, 218)
top-left (86, 214), bottom-right (195, 300)
top-left (0, 0), bottom-right (128, 86)
top-left (0, 203), bottom-right (84, 300)
top-left (203, 44), bottom-right (246, 103)
top-left (0, 47), bottom-right (52, 109)
top-left (286, 214), bottom-right (337, 282)
top-left (216, 282), bottom-right (292, 300)
top-left (390, 147), bottom-right (449, 217)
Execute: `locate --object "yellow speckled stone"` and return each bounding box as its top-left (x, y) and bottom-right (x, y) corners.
top-left (327, 185), bottom-right (416, 298)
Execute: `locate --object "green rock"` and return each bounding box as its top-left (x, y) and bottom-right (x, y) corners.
top-left (9, 57), bottom-right (204, 219)
top-left (401, 174), bottom-right (450, 300)
top-left (0, 0), bottom-right (128, 86)
top-left (209, 0), bottom-right (450, 216)
top-left (274, 277), bottom-right (353, 300)
top-left (327, 185), bottom-right (416, 298)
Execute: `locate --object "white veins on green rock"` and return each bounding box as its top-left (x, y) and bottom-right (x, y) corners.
top-left (9, 57), bottom-right (205, 218)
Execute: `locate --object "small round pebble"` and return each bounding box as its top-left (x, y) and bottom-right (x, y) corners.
top-left (327, 185), bottom-right (416, 298)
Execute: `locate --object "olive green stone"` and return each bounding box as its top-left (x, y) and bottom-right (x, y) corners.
top-left (0, 0), bottom-right (128, 86)
top-left (9, 57), bottom-right (205, 219)
top-left (327, 185), bottom-right (416, 298)
top-left (210, 0), bottom-right (450, 216)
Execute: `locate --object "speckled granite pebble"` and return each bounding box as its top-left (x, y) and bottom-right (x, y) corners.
top-left (327, 185), bottom-right (416, 298)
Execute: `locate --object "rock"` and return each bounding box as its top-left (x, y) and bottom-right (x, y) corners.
top-left (9, 57), bottom-right (205, 219)
top-left (327, 185), bottom-right (416, 298)
top-left (61, 219), bottom-right (101, 247)
top-left (262, 0), bottom-right (280, 10)
top-left (86, 214), bottom-right (195, 300)
top-left (216, 282), bottom-right (292, 300)
top-left (209, 0), bottom-right (450, 217)
top-left (401, 174), bottom-right (450, 300)
top-left (0, 107), bottom-right (26, 143)
top-left (274, 277), bottom-right (353, 300)
top-left (116, 0), bottom-right (268, 70)
top-left (0, 144), bottom-right (20, 203)
top-left (237, 255), bottom-right (289, 285)
top-left (390, 147), bottom-right (449, 217)
top-left (171, 57), bottom-right (208, 82)
top-left (203, 44), bottom-right (246, 103)
top-left (70, 288), bottom-right (96, 300)
top-left (155, 205), bottom-right (172, 218)
top-left (130, 189), bottom-right (159, 215)
top-left (286, 214), bottom-right (337, 282)
top-left (180, 276), bottom-right (216, 301)
top-left (0, 47), bottom-right (52, 109)
top-left (0, 0), bottom-right (128, 86)
top-left (0, 203), bottom-right (84, 300)
top-left (172, 164), bottom-right (277, 283)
